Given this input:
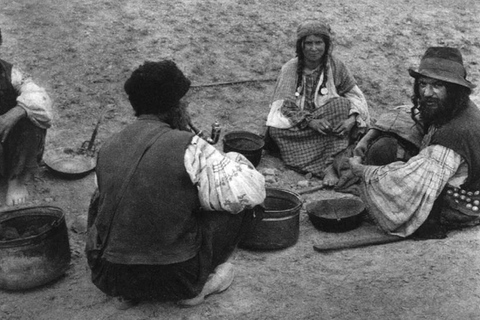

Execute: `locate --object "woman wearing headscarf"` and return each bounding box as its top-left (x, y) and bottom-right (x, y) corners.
top-left (86, 60), bottom-right (265, 309)
top-left (266, 20), bottom-right (370, 186)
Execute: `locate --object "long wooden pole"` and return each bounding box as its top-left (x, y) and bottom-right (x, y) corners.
top-left (313, 234), bottom-right (404, 253)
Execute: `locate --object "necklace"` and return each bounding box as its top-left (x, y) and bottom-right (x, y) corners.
top-left (296, 66), bottom-right (328, 97)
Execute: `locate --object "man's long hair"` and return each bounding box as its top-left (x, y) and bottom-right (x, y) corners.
top-left (410, 78), bottom-right (472, 131)
top-left (295, 35), bottom-right (331, 92)
top-left (160, 100), bottom-right (191, 132)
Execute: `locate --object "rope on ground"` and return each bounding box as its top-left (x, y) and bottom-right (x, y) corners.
top-left (191, 78), bottom-right (276, 88)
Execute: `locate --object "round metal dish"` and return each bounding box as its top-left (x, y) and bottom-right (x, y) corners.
top-left (306, 197), bottom-right (366, 233)
top-left (43, 147), bottom-right (96, 179)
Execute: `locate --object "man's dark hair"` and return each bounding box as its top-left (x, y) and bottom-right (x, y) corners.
top-left (410, 78), bottom-right (472, 131)
top-left (295, 34), bottom-right (331, 93)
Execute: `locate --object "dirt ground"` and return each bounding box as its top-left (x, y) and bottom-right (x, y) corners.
top-left (1, 0), bottom-right (480, 319)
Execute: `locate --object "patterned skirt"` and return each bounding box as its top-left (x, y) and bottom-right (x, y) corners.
top-left (268, 97), bottom-right (351, 177)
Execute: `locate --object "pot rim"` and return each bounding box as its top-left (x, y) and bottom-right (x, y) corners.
top-left (264, 187), bottom-right (303, 214)
top-left (0, 206), bottom-right (66, 247)
top-left (223, 131), bottom-right (265, 149)
top-left (43, 147), bottom-right (96, 178)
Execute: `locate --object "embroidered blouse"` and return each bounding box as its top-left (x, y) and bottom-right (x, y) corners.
top-left (184, 135), bottom-right (266, 214)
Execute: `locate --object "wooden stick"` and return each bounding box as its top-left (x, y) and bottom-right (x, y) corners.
top-left (313, 234), bottom-right (404, 253)
top-left (297, 185), bottom-right (325, 195)
top-left (191, 78), bottom-right (276, 88)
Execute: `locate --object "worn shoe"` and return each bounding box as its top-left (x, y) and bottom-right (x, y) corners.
top-left (177, 262), bottom-right (235, 307)
top-left (114, 296), bottom-right (139, 310)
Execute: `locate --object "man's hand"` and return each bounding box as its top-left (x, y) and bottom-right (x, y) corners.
top-left (353, 128), bottom-right (381, 158)
top-left (308, 118), bottom-right (332, 135)
top-left (353, 138), bottom-right (369, 158)
top-left (0, 106), bottom-right (27, 143)
top-left (348, 156), bottom-right (365, 177)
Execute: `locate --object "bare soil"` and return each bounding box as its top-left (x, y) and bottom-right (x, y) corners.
top-left (1, 0), bottom-right (480, 319)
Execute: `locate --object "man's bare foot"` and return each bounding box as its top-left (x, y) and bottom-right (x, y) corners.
top-left (6, 178), bottom-right (29, 206)
top-left (322, 164), bottom-right (339, 187)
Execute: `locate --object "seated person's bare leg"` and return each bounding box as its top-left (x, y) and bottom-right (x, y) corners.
top-left (6, 173), bottom-right (29, 206)
top-left (3, 119), bottom-right (46, 206)
top-left (322, 164), bottom-right (339, 187)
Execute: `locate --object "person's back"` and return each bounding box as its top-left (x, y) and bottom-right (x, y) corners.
top-left (86, 60), bottom-right (266, 309)
top-left (95, 115), bottom-right (201, 265)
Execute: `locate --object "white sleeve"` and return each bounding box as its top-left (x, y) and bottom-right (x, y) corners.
top-left (343, 85), bottom-right (370, 127)
top-left (361, 145), bottom-right (461, 236)
top-left (11, 67), bottom-right (53, 129)
top-left (184, 135), bottom-right (266, 213)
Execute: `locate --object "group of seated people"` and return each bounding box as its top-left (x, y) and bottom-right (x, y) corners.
top-left (2, 19), bottom-right (480, 309)
top-left (265, 20), bottom-right (480, 240)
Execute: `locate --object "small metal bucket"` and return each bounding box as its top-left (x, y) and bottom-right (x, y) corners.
top-left (239, 188), bottom-right (302, 250)
top-left (223, 131), bottom-right (265, 167)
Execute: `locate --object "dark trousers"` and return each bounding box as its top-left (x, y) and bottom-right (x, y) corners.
top-left (364, 133), bottom-right (419, 166)
top-left (0, 117), bottom-right (46, 179)
top-left (87, 206), bottom-right (263, 301)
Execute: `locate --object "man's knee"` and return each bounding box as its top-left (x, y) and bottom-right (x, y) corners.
top-left (3, 118), bottom-right (46, 177)
top-left (364, 135), bottom-right (399, 165)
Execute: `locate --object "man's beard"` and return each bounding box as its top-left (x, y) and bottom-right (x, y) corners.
top-left (417, 97), bottom-right (452, 127)
top-left (163, 101), bottom-right (191, 132)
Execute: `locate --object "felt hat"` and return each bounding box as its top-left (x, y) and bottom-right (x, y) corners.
top-left (408, 47), bottom-right (476, 89)
top-left (124, 60), bottom-right (191, 111)
top-left (296, 20), bottom-right (331, 40)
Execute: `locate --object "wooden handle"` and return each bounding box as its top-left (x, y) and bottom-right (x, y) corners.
top-left (297, 185), bottom-right (325, 195)
top-left (86, 110), bottom-right (106, 151)
top-left (313, 234), bottom-right (403, 253)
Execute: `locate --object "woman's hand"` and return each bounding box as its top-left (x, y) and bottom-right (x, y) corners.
top-left (333, 114), bottom-right (356, 137)
top-left (308, 118), bottom-right (332, 135)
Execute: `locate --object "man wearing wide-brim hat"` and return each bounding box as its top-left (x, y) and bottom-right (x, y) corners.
top-left (348, 46), bottom-right (480, 239)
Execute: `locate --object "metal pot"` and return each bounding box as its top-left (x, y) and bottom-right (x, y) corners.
top-left (0, 206), bottom-right (71, 291)
top-left (239, 188), bottom-right (302, 250)
top-left (223, 131), bottom-right (264, 167)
